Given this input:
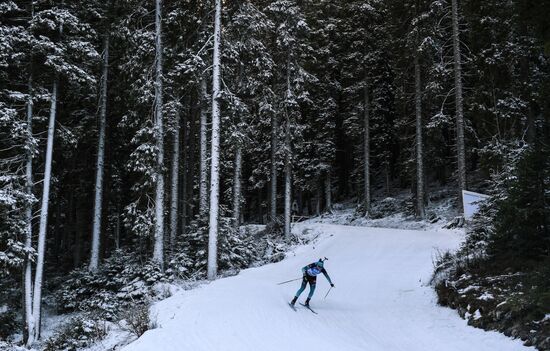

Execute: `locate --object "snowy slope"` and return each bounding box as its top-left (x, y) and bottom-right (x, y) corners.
top-left (123, 224), bottom-right (532, 351)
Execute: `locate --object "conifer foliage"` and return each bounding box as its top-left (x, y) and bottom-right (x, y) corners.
top-left (0, 0), bottom-right (548, 346)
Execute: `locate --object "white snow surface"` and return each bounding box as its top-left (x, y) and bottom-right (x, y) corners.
top-left (123, 224), bottom-right (532, 351)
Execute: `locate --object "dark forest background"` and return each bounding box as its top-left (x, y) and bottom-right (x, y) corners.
top-left (0, 0), bottom-right (549, 347)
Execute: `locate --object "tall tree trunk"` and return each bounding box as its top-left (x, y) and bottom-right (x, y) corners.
top-left (90, 33), bottom-right (109, 271)
top-left (363, 82), bottom-right (371, 215)
top-left (169, 108), bottom-right (180, 254)
top-left (181, 110), bottom-right (188, 230)
top-left (324, 172), bottom-right (332, 212)
top-left (232, 145), bottom-right (242, 228)
top-left (186, 100), bottom-right (196, 219)
top-left (199, 77), bottom-right (209, 218)
top-left (257, 188), bottom-right (263, 223)
top-left (451, 0), bottom-right (466, 199)
top-left (315, 180), bottom-right (321, 216)
top-left (24, 5), bottom-right (35, 343)
top-left (284, 125), bottom-right (291, 238)
top-left (283, 60), bottom-right (292, 238)
top-left (385, 164), bottom-right (391, 195)
top-left (414, 50), bottom-right (426, 219)
top-left (115, 205), bottom-right (120, 249)
top-left (270, 113), bottom-right (278, 223)
top-left (23, 72), bottom-right (33, 345)
top-left (153, 0), bottom-right (165, 268)
top-left (207, 0), bottom-right (222, 280)
top-left (29, 77), bottom-right (58, 344)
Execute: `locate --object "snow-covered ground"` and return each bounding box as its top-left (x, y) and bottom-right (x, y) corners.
top-left (122, 223), bottom-right (532, 351)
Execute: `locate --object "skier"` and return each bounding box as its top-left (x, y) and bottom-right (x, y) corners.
top-left (290, 258), bottom-right (334, 307)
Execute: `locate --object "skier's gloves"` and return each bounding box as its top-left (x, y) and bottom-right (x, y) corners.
top-left (331, 283), bottom-right (335, 288)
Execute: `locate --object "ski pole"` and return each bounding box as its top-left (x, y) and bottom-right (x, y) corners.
top-left (324, 287), bottom-right (333, 299)
top-left (277, 277), bottom-right (302, 285)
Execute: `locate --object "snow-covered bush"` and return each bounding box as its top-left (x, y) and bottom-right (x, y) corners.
top-left (44, 315), bottom-right (108, 351)
top-left (0, 341), bottom-right (26, 351)
top-left (434, 140), bottom-right (550, 350)
top-left (55, 250), bottom-right (167, 319)
top-left (169, 216), bottom-right (259, 279)
top-left (118, 302), bottom-right (157, 338)
top-left (367, 197), bottom-right (411, 219)
top-left (218, 217), bottom-right (258, 272)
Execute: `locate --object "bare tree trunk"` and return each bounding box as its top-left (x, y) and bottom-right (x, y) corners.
top-left (324, 172), bottom-right (332, 212)
top-left (385, 164), bottom-right (391, 195)
top-left (153, 0), bottom-right (165, 269)
top-left (29, 77), bottom-right (58, 344)
top-left (169, 108), bottom-right (180, 254)
top-left (270, 113), bottom-right (278, 223)
top-left (199, 77), bottom-right (209, 218)
top-left (115, 205), bottom-right (120, 249)
top-left (414, 51), bottom-right (426, 219)
top-left (283, 59), bottom-right (292, 238)
top-left (257, 188), bottom-right (263, 223)
top-left (180, 110), bottom-right (188, 230)
top-left (232, 145), bottom-right (242, 228)
top-left (207, 0), bottom-right (222, 280)
top-left (452, 0), bottom-right (466, 199)
top-left (90, 33), bottom-right (109, 271)
top-left (315, 181), bottom-right (321, 216)
top-left (284, 125), bottom-right (291, 238)
top-left (23, 72), bottom-right (34, 345)
top-left (363, 82), bottom-right (371, 215)
top-left (186, 102), bottom-right (196, 219)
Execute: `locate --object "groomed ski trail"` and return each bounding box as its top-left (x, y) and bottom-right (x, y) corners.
top-left (123, 224), bottom-right (533, 351)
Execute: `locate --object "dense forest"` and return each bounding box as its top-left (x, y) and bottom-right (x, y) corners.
top-left (1, 0), bottom-right (549, 348)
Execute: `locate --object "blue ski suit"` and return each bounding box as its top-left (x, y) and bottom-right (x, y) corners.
top-left (294, 261), bottom-right (333, 300)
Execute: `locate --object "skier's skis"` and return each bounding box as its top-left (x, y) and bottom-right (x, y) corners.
top-left (299, 303), bottom-right (318, 314)
top-left (288, 303), bottom-right (297, 311)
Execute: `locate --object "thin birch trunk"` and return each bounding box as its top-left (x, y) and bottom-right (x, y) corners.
top-left (232, 145), bottom-right (242, 228)
top-left (363, 82), bottom-right (371, 215)
top-left (29, 78), bottom-right (58, 344)
top-left (414, 50), bottom-right (425, 219)
top-left (207, 0), bottom-right (222, 280)
top-left (153, 0), bottom-right (165, 268)
top-left (270, 113), bottom-right (278, 222)
top-left (24, 72), bottom-right (33, 345)
top-left (451, 0), bottom-right (466, 198)
top-left (169, 108), bottom-right (180, 253)
top-left (199, 77), bottom-right (209, 218)
top-left (89, 33), bottom-right (109, 271)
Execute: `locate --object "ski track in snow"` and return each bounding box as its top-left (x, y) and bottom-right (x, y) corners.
top-left (123, 224), bottom-right (533, 351)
